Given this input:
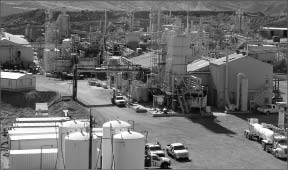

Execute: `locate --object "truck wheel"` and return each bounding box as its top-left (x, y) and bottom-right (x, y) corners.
top-left (262, 143), bottom-right (266, 151)
top-left (247, 134), bottom-right (251, 140)
top-left (266, 111), bottom-right (270, 115)
top-left (275, 151), bottom-right (279, 158)
top-left (161, 163), bottom-right (169, 169)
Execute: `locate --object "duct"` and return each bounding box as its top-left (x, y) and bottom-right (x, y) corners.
top-left (225, 55), bottom-right (231, 110)
top-left (236, 73), bottom-right (248, 111)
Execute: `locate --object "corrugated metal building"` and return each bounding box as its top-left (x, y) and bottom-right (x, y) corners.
top-left (0, 32), bottom-right (33, 67)
top-left (188, 54), bottom-right (273, 109)
top-left (1, 72), bottom-right (36, 91)
top-left (247, 44), bottom-right (279, 64)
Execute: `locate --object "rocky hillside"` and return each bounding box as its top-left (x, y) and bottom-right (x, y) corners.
top-left (2, 0), bottom-right (286, 15)
top-left (1, 1), bottom-right (287, 16)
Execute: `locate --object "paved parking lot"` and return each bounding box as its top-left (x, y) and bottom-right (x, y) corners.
top-left (37, 76), bottom-right (287, 169)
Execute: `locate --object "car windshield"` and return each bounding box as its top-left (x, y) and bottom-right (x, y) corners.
top-left (173, 145), bottom-right (185, 150)
top-left (116, 97), bottom-right (123, 100)
top-left (150, 146), bottom-right (161, 151)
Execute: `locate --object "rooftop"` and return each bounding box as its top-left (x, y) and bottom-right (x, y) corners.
top-left (210, 53), bottom-right (245, 66)
top-left (1, 72), bottom-right (29, 80)
top-left (262, 27), bottom-right (288, 31)
top-left (1, 32), bottom-right (30, 46)
top-left (130, 52), bottom-right (156, 68)
top-left (187, 59), bottom-right (211, 72)
top-left (10, 148), bottom-right (57, 154)
top-left (10, 134), bottom-right (58, 140)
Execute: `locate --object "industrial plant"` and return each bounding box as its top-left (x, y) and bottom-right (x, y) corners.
top-left (0, 1), bottom-right (288, 169)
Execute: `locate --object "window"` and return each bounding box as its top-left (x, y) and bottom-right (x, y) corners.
top-left (8, 80), bottom-right (12, 86)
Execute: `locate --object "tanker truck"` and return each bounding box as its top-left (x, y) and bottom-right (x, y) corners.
top-left (244, 118), bottom-right (270, 141)
top-left (244, 118), bottom-right (287, 159)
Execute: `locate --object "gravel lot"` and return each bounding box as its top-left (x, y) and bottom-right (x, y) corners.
top-left (37, 75), bottom-right (287, 169)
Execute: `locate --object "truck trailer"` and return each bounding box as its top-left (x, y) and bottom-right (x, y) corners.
top-left (244, 118), bottom-right (287, 159)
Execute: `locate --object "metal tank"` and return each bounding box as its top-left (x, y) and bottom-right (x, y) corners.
top-left (64, 131), bottom-right (99, 169)
top-left (57, 119), bottom-right (89, 169)
top-left (102, 120), bottom-right (131, 169)
top-left (113, 131), bottom-right (145, 169)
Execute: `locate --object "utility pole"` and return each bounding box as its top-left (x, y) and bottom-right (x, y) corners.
top-left (104, 10), bottom-right (107, 34)
top-left (88, 109), bottom-right (93, 169)
top-left (72, 53), bottom-right (78, 100)
top-left (0, 0), bottom-right (2, 168)
top-left (286, 0), bottom-right (288, 167)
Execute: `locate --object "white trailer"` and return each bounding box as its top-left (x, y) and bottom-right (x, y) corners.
top-left (15, 117), bottom-right (70, 123)
top-left (9, 148), bottom-right (57, 169)
top-left (12, 122), bottom-right (62, 128)
top-left (8, 127), bottom-right (59, 136)
top-left (9, 134), bottom-right (58, 150)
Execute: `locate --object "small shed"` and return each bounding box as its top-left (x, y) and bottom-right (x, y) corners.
top-left (35, 103), bottom-right (49, 117)
top-left (1, 71), bottom-right (36, 91)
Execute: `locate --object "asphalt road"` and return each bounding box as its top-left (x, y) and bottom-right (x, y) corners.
top-left (37, 76), bottom-right (287, 169)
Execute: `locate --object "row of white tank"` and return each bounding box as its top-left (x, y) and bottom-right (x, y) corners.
top-left (58, 119), bottom-right (145, 169)
top-left (9, 118), bottom-right (145, 169)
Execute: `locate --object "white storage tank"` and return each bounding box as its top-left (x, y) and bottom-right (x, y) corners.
top-left (9, 134), bottom-right (58, 150)
top-left (57, 119), bottom-right (89, 169)
top-left (9, 148), bottom-right (57, 169)
top-left (113, 131), bottom-right (145, 169)
top-left (64, 131), bottom-right (99, 169)
top-left (8, 127), bottom-right (59, 136)
top-left (102, 120), bottom-right (131, 169)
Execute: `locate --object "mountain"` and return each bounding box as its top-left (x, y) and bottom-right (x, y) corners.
top-left (0, 1), bottom-right (287, 16)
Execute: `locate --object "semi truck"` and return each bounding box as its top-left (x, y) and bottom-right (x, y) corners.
top-left (244, 118), bottom-right (287, 159)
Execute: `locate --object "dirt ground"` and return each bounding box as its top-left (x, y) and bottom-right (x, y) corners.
top-left (36, 75), bottom-right (288, 169)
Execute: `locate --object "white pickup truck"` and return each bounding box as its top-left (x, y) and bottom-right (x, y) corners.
top-left (145, 153), bottom-right (171, 169)
top-left (257, 104), bottom-right (279, 115)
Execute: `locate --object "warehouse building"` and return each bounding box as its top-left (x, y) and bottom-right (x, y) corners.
top-left (0, 31), bottom-right (34, 68)
top-left (1, 72), bottom-right (36, 91)
top-left (188, 53), bottom-right (273, 110)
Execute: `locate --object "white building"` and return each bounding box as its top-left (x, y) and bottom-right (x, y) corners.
top-left (1, 72), bottom-right (36, 91)
top-left (0, 32), bottom-right (34, 67)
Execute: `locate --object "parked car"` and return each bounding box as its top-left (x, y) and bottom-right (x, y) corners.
top-left (145, 143), bottom-right (165, 157)
top-left (165, 143), bottom-right (189, 160)
top-left (257, 104), bottom-right (279, 115)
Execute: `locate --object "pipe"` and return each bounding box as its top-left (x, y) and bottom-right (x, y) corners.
top-left (236, 73), bottom-right (247, 110)
top-left (224, 54), bottom-right (231, 110)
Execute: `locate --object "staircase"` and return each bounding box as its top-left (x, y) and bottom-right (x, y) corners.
top-left (176, 88), bottom-right (190, 114)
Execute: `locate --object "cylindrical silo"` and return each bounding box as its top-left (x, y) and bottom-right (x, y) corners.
top-left (113, 131), bottom-right (145, 169)
top-left (57, 120), bottom-right (89, 169)
top-left (64, 131), bottom-right (99, 169)
top-left (102, 120), bottom-right (131, 169)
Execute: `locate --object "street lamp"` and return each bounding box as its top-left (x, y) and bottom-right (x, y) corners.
top-left (40, 145), bottom-right (53, 169)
